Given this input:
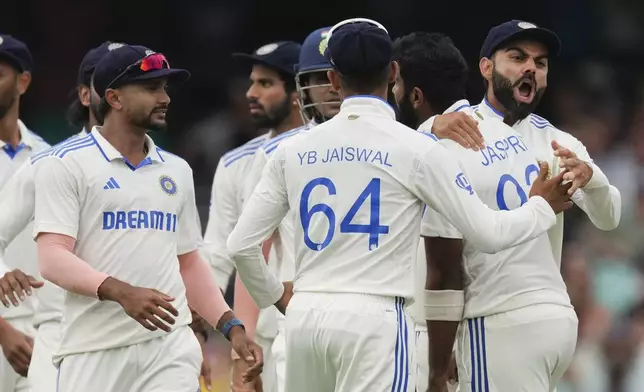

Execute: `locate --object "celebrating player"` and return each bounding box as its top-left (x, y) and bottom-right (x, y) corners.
top-left (0, 34), bottom-right (49, 392)
top-left (31, 44), bottom-right (262, 392)
top-left (228, 18), bottom-right (572, 392)
top-left (393, 31), bottom-right (580, 392)
top-left (232, 27), bottom-right (341, 392)
top-left (200, 40), bottom-right (301, 392)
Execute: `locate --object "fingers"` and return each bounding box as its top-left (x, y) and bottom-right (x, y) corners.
top-left (536, 161), bottom-right (550, 182)
top-left (151, 289), bottom-right (175, 302)
top-left (1, 279), bottom-right (20, 307)
top-left (454, 124), bottom-right (481, 151)
top-left (461, 115), bottom-right (484, 149)
top-left (11, 272), bottom-right (33, 299)
top-left (148, 306), bottom-right (176, 332)
top-left (154, 296), bottom-right (179, 317)
top-left (27, 276), bottom-right (44, 289)
top-left (0, 278), bottom-right (12, 307)
top-left (136, 316), bottom-right (160, 331)
top-left (201, 360), bottom-right (212, 390)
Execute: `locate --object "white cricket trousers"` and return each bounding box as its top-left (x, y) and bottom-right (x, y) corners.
top-left (271, 328), bottom-right (286, 392)
top-left (56, 326), bottom-right (201, 392)
top-left (0, 316), bottom-right (33, 392)
top-left (414, 326), bottom-right (429, 392)
top-left (285, 292), bottom-right (414, 392)
top-left (455, 304), bottom-right (578, 392)
top-left (27, 321), bottom-right (60, 392)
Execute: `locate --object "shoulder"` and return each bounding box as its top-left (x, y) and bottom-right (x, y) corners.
top-left (262, 124), bottom-right (309, 155)
top-left (525, 114), bottom-right (582, 146)
top-left (221, 133), bottom-right (269, 168)
top-left (30, 133), bottom-right (96, 165)
top-left (155, 147), bottom-right (191, 171)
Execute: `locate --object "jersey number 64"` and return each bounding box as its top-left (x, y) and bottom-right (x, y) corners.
top-left (299, 177), bottom-right (389, 252)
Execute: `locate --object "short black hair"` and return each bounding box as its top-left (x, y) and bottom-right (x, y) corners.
top-left (392, 32), bottom-right (469, 113)
top-left (338, 66), bottom-right (389, 94)
top-left (277, 70), bottom-right (296, 94)
top-left (66, 96), bottom-right (89, 128)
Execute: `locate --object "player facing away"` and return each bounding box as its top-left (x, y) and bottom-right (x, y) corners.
top-left (31, 44), bottom-right (262, 392)
top-left (427, 20), bottom-right (621, 260)
top-left (232, 27), bottom-right (342, 392)
top-left (200, 40), bottom-right (301, 392)
top-left (0, 34), bottom-right (50, 392)
top-left (227, 18), bottom-right (573, 392)
top-left (393, 32), bottom-right (579, 392)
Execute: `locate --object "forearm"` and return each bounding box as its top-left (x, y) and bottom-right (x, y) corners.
top-left (229, 244), bottom-right (284, 309)
top-left (233, 273), bottom-right (260, 340)
top-left (573, 166), bottom-right (621, 230)
top-left (37, 233), bottom-right (109, 298)
top-left (178, 250), bottom-right (231, 328)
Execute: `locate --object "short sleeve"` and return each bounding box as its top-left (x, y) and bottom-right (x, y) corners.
top-left (33, 157), bottom-right (81, 239)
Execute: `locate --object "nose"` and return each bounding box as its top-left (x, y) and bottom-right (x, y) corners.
top-left (523, 57), bottom-right (537, 74)
top-left (246, 84), bottom-right (258, 101)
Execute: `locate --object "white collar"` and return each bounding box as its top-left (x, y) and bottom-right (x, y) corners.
top-left (0, 120), bottom-right (40, 149)
top-left (340, 95), bottom-right (396, 119)
top-left (90, 126), bottom-right (164, 164)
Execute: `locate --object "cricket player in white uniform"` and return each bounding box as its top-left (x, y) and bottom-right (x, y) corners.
top-left (31, 44), bottom-right (262, 392)
top-left (0, 34), bottom-right (50, 392)
top-left (424, 21), bottom-right (622, 391)
top-left (228, 18), bottom-right (573, 392)
top-left (200, 41), bottom-right (302, 392)
top-left (233, 26), bottom-right (341, 392)
top-left (0, 41), bottom-right (125, 392)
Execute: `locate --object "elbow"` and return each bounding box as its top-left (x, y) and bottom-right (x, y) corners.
top-left (226, 234), bottom-right (243, 262)
top-left (470, 235), bottom-right (502, 254)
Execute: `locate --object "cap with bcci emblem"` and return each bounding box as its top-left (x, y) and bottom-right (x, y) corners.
top-left (0, 34), bottom-right (34, 72)
top-left (93, 45), bottom-right (190, 98)
top-left (480, 20), bottom-right (562, 59)
top-left (326, 18), bottom-right (392, 76)
top-left (296, 27), bottom-right (332, 74)
top-left (77, 41), bottom-right (126, 86)
top-left (232, 41), bottom-right (301, 76)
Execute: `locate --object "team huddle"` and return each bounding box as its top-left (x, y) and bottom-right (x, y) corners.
top-left (0, 16), bottom-right (621, 392)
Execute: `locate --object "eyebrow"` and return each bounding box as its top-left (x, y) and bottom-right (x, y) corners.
top-left (505, 47), bottom-right (549, 61)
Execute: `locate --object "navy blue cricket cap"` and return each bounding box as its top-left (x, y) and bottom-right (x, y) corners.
top-left (232, 41), bottom-right (301, 76)
top-left (326, 18), bottom-right (392, 76)
top-left (296, 27), bottom-right (333, 74)
top-left (93, 44), bottom-right (190, 98)
top-left (480, 20), bottom-right (562, 59)
top-left (77, 41), bottom-right (127, 86)
top-left (0, 35), bottom-right (33, 73)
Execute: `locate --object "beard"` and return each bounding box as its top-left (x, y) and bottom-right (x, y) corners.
top-left (491, 67), bottom-right (545, 125)
top-left (131, 107), bottom-right (168, 132)
top-left (387, 84), bottom-right (400, 121)
top-left (249, 95), bottom-right (292, 130)
top-left (89, 96), bottom-right (103, 125)
top-left (0, 94), bottom-right (16, 121)
top-left (396, 93), bottom-right (419, 129)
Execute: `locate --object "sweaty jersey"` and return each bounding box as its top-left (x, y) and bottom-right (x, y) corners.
top-left (474, 98), bottom-right (621, 265)
top-left (420, 100), bottom-right (572, 319)
top-left (32, 128), bottom-right (201, 361)
top-left (227, 96), bottom-right (558, 309)
top-left (0, 129), bottom-right (87, 327)
top-left (0, 120), bottom-right (50, 323)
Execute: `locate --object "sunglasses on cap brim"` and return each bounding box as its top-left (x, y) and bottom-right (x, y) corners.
top-left (106, 53), bottom-right (171, 90)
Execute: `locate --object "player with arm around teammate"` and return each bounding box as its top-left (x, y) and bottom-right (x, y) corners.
top-left (199, 40), bottom-right (302, 392)
top-left (31, 44), bottom-right (262, 392)
top-left (427, 20), bottom-right (621, 263)
top-left (393, 31), bottom-right (579, 392)
top-left (227, 18), bottom-right (572, 392)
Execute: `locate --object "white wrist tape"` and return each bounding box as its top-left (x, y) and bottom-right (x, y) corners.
top-left (424, 289), bottom-right (465, 321)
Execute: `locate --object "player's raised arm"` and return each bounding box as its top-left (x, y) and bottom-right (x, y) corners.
top-left (413, 144), bottom-right (570, 254)
top-left (228, 148), bottom-right (289, 309)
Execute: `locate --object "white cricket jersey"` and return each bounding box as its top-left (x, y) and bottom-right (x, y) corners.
top-left (0, 129), bottom-right (87, 327)
top-left (199, 132), bottom-right (280, 340)
top-left (227, 96), bottom-right (558, 309)
top-left (420, 100), bottom-right (572, 319)
top-left (32, 127), bottom-right (200, 360)
top-left (473, 98), bottom-right (621, 266)
top-left (0, 120), bottom-right (50, 323)
top-left (201, 133), bottom-right (269, 289)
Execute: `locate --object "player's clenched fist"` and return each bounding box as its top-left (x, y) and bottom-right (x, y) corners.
top-left (529, 161), bottom-right (573, 214)
top-left (229, 327), bottom-right (264, 383)
top-left (97, 277), bottom-right (178, 332)
top-left (0, 269), bottom-right (44, 308)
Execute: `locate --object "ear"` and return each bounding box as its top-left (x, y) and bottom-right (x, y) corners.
top-left (480, 57), bottom-right (493, 85)
top-left (105, 89), bottom-right (122, 110)
top-left (411, 87), bottom-right (424, 110)
top-left (389, 61), bottom-right (399, 84)
top-left (327, 70), bottom-right (341, 94)
top-left (78, 85), bottom-right (91, 107)
top-left (289, 89), bottom-right (299, 107)
top-left (16, 72), bottom-right (32, 96)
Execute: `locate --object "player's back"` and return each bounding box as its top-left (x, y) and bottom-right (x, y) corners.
top-left (280, 96), bottom-right (430, 301)
top-left (423, 104), bottom-right (571, 318)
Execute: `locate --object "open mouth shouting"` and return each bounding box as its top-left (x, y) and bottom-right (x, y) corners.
top-left (513, 77), bottom-right (536, 104)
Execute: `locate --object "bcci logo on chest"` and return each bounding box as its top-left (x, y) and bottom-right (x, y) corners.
top-left (159, 175), bottom-right (178, 196)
